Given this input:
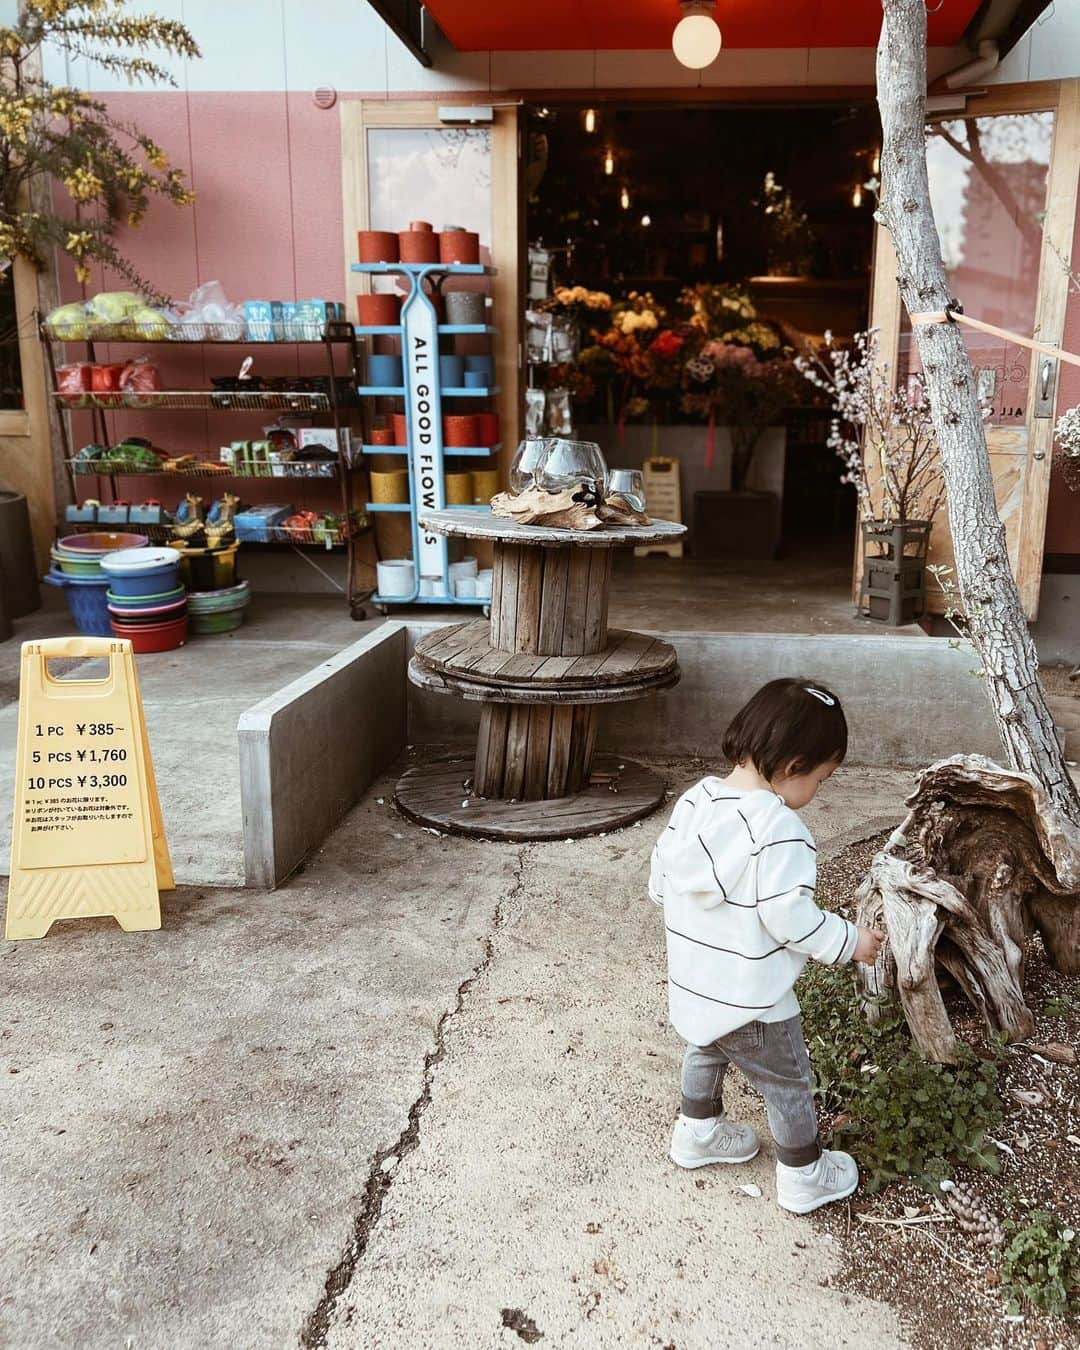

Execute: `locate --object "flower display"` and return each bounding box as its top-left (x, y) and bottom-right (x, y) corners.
top-left (572, 282), bottom-right (803, 484)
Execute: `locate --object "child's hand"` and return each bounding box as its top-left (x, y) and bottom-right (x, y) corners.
top-left (853, 924), bottom-right (885, 965)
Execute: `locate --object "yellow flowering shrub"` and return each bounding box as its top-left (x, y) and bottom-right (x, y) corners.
top-left (0, 1), bottom-right (199, 303)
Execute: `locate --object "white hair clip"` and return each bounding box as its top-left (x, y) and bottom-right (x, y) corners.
top-left (805, 687), bottom-right (836, 706)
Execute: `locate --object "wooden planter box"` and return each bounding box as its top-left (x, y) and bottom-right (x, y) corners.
top-left (858, 520), bottom-right (931, 626)
top-left (693, 490), bottom-right (781, 560)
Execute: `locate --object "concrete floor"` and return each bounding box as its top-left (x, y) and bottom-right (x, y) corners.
top-left (1, 759), bottom-right (913, 1350)
top-left (0, 590), bottom-right (380, 887)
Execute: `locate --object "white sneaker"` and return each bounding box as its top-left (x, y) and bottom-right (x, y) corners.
top-left (669, 1113), bottom-right (760, 1168)
top-left (775, 1149), bottom-right (859, 1213)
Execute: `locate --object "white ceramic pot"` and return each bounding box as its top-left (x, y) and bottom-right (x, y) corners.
top-left (376, 559), bottom-right (415, 597)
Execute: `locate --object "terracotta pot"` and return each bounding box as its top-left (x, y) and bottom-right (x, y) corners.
top-left (438, 230), bottom-right (480, 265)
top-left (357, 230), bottom-right (399, 264)
top-left (410, 220), bottom-right (434, 232)
top-left (472, 469), bottom-right (500, 504)
top-left (398, 230), bottom-right (440, 264)
top-left (356, 293), bottom-right (401, 326)
top-left (368, 427), bottom-right (395, 446)
top-left (391, 412), bottom-right (409, 445)
top-left (443, 414), bottom-right (479, 448)
top-left (475, 412), bottom-right (500, 446)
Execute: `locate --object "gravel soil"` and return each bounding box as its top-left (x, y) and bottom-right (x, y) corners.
top-left (811, 835), bottom-right (1079, 1350)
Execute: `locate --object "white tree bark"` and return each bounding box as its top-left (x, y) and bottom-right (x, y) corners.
top-left (876, 0), bottom-right (1080, 830)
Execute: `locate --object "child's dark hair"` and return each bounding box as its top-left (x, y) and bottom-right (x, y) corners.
top-left (722, 678), bottom-right (847, 780)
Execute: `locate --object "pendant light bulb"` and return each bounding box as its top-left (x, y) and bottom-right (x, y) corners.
top-left (672, 1), bottom-right (722, 70)
top-left (603, 149), bottom-right (615, 176)
top-left (871, 149), bottom-right (881, 176)
top-left (584, 107), bottom-right (597, 134)
top-left (852, 184), bottom-right (863, 208)
top-left (620, 185), bottom-right (630, 210)
top-left (641, 214), bottom-right (652, 227)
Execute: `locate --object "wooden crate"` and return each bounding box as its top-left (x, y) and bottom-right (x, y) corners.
top-left (636, 457), bottom-right (683, 558)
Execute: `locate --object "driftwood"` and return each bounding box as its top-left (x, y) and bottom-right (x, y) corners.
top-left (856, 755), bottom-right (1080, 1063)
top-left (490, 486), bottom-right (650, 531)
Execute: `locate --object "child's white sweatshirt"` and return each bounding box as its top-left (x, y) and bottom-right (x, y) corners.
top-left (649, 777), bottom-right (858, 1045)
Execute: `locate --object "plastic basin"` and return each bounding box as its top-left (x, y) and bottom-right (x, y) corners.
top-left (57, 531), bottom-right (148, 555)
top-left (107, 595), bottom-right (187, 620)
top-left (186, 580), bottom-right (250, 613)
top-left (51, 548), bottom-right (105, 577)
top-left (189, 609), bottom-right (245, 635)
top-left (109, 613), bottom-right (188, 652)
top-left (42, 568), bottom-right (113, 637)
top-left (101, 547), bottom-right (182, 597)
top-left (106, 584), bottom-right (186, 610)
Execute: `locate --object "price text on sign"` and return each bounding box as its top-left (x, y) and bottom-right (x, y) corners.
top-left (20, 715), bottom-right (142, 870)
top-left (6, 638), bottom-right (172, 940)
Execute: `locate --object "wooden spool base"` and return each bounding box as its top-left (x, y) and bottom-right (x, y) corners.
top-left (394, 754), bottom-right (667, 841)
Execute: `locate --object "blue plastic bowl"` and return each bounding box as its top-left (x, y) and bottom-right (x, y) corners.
top-left (101, 561), bottom-right (181, 597)
top-left (43, 569), bottom-right (113, 637)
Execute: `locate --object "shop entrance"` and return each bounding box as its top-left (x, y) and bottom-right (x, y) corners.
top-left (523, 99), bottom-right (879, 624)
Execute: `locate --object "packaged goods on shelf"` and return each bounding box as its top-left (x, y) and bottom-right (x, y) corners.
top-left (234, 505), bottom-right (295, 542)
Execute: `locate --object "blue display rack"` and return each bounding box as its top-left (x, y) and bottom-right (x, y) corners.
top-left (352, 261), bottom-right (499, 610)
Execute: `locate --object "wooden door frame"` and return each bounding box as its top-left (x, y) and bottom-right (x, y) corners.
top-left (0, 253), bottom-right (58, 567)
top-left (863, 77), bottom-right (1080, 619)
top-left (339, 100), bottom-right (523, 474)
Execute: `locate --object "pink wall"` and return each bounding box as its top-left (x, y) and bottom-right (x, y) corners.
top-left (59, 89), bottom-right (1080, 558)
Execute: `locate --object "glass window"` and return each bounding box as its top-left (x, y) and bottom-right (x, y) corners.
top-left (898, 111), bottom-right (1054, 427)
top-left (0, 269), bottom-right (26, 411)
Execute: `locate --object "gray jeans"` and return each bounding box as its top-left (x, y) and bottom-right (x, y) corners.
top-left (681, 1015), bottom-right (821, 1167)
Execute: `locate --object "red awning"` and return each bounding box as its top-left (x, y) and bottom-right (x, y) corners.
top-left (423, 0), bottom-right (980, 52)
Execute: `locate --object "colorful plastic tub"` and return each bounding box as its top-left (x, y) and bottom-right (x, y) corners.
top-left (57, 531), bottom-right (148, 554)
top-left (51, 547), bottom-right (105, 577)
top-left (105, 584), bottom-right (186, 610)
top-left (186, 580), bottom-right (249, 635)
top-left (42, 569), bottom-right (113, 637)
top-left (100, 547), bottom-right (181, 597)
top-left (109, 613), bottom-right (188, 652)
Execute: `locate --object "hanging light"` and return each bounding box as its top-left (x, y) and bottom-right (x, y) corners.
top-left (603, 148), bottom-right (615, 175)
top-left (584, 108), bottom-right (597, 134)
top-left (871, 149), bottom-right (881, 176)
top-left (641, 214), bottom-right (652, 227)
top-left (851, 184), bottom-right (863, 208)
top-left (672, 0), bottom-right (722, 70)
top-left (620, 185), bottom-right (631, 210)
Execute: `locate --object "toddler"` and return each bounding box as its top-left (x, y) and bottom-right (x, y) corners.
top-left (649, 678), bottom-right (883, 1213)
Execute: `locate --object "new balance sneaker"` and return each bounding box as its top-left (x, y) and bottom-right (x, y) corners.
top-left (775, 1148), bottom-right (859, 1213)
top-left (669, 1113), bottom-right (760, 1168)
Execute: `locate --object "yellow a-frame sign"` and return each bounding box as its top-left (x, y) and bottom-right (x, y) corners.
top-left (6, 637), bottom-right (173, 940)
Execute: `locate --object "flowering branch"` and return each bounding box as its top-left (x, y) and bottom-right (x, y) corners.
top-left (0, 1), bottom-right (200, 303)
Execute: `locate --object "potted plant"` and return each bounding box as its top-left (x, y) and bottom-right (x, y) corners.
top-left (797, 329), bottom-right (947, 625)
top-left (755, 172), bottom-right (815, 278)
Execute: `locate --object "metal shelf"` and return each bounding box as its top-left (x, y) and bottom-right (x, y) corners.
top-left (353, 324), bottom-right (497, 337)
top-left (357, 385), bottom-right (406, 397)
top-left (42, 320), bottom-right (357, 344)
top-left (441, 386), bottom-right (499, 398)
top-left (68, 458), bottom-right (339, 479)
top-left (365, 443), bottom-right (500, 458)
top-left (55, 389), bottom-right (332, 412)
top-left (372, 591), bottom-right (488, 608)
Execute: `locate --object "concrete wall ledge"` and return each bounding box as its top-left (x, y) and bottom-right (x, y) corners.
top-left (236, 620), bottom-right (1002, 888)
top-left (238, 623), bottom-right (407, 888)
top-left (405, 622), bottom-right (1002, 767)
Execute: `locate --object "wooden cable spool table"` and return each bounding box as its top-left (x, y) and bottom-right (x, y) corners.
top-left (396, 509), bottom-right (687, 840)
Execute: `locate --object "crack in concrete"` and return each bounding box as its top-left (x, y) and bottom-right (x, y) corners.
top-left (299, 846), bottom-right (531, 1349)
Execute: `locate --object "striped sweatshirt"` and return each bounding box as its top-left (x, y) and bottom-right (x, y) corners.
top-left (649, 778), bottom-right (858, 1045)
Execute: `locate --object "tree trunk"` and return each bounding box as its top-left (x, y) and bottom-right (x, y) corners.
top-left (876, 0), bottom-right (1080, 833)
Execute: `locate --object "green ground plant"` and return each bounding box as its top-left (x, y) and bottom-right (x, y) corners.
top-left (999, 1210), bottom-right (1079, 1316)
top-left (799, 961), bottom-right (1004, 1191)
